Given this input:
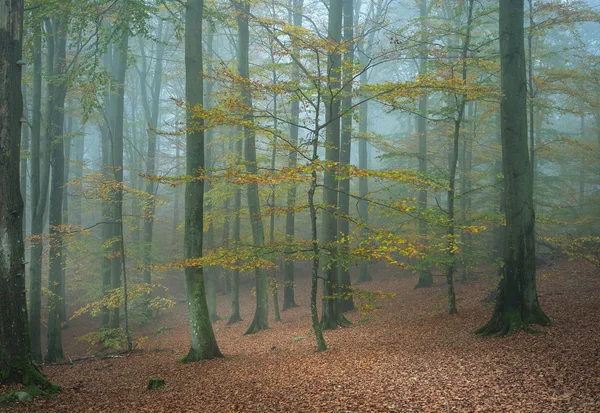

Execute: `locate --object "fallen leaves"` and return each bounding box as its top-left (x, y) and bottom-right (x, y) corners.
top-left (8, 259), bottom-right (600, 412)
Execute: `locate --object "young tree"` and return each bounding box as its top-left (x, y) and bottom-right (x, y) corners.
top-left (0, 0), bottom-right (56, 390)
top-left (181, 0), bottom-right (223, 361)
top-left (476, 0), bottom-right (551, 336)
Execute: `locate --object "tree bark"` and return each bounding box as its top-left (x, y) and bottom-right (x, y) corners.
top-left (0, 0), bottom-right (56, 390)
top-left (233, 0), bottom-right (269, 335)
top-left (321, 0), bottom-right (350, 330)
top-left (28, 26), bottom-right (49, 362)
top-left (282, 0), bottom-right (303, 311)
top-left (414, 0), bottom-right (432, 288)
top-left (46, 14), bottom-right (69, 363)
top-left (476, 0), bottom-right (551, 336)
top-left (337, 0), bottom-right (355, 312)
top-left (181, 0), bottom-right (223, 361)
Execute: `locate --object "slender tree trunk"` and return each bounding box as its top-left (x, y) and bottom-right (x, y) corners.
top-left (21, 84), bottom-right (28, 238)
top-left (308, 134), bottom-right (327, 351)
top-left (139, 20), bottom-right (165, 321)
top-left (181, 0), bottom-right (223, 361)
top-left (46, 14), bottom-right (69, 363)
top-left (28, 27), bottom-right (49, 363)
top-left (233, 0), bottom-right (269, 334)
top-left (476, 0), bottom-right (551, 336)
top-left (282, 0), bottom-right (303, 311)
top-left (414, 0), bottom-right (432, 288)
top-left (204, 26), bottom-right (219, 323)
top-left (338, 0), bottom-right (355, 312)
top-left (227, 136), bottom-right (243, 325)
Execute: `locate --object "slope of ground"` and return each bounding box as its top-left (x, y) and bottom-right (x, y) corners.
top-left (4, 260), bottom-right (600, 412)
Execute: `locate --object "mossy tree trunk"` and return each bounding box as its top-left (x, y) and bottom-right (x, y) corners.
top-left (0, 0), bottom-right (56, 391)
top-left (181, 0), bottom-right (223, 361)
top-left (476, 0), bottom-right (551, 337)
top-left (182, 0), bottom-right (223, 362)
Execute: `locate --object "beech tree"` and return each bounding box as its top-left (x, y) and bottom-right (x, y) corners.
top-left (0, 0), bottom-right (55, 390)
top-left (181, 0), bottom-right (223, 361)
top-left (476, 0), bottom-right (551, 336)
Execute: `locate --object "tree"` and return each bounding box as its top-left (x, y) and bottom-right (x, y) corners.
top-left (321, 0), bottom-right (350, 330)
top-left (476, 0), bottom-right (551, 336)
top-left (414, 0), bottom-right (432, 289)
top-left (45, 12), bottom-right (70, 363)
top-left (232, 0), bottom-right (269, 335)
top-left (181, 0), bottom-right (223, 361)
top-left (0, 0), bottom-right (56, 390)
top-left (282, 0), bottom-right (303, 312)
top-left (337, 0), bottom-right (355, 312)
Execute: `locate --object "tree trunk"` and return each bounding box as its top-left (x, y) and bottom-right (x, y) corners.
top-left (414, 0), bottom-right (432, 288)
top-left (0, 0), bottom-right (55, 389)
top-left (282, 0), bottom-right (303, 311)
top-left (476, 0), bottom-right (551, 336)
top-left (46, 15), bottom-right (69, 363)
top-left (337, 0), bottom-right (355, 312)
top-left (228, 136), bottom-right (243, 325)
top-left (321, 0), bottom-right (350, 330)
top-left (181, 0), bottom-right (223, 361)
top-left (204, 26), bottom-right (219, 323)
top-left (28, 27), bottom-right (49, 363)
top-left (139, 19), bottom-right (165, 321)
top-left (233, 0), bottom-right (269, 335)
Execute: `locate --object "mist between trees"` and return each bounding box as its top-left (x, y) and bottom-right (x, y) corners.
top-left (1, 0), bottom-right (600, 396)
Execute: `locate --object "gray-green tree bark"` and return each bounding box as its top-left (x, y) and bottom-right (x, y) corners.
top-left (337, 0), bottom-right (355, 312)
top-left (476, 0), bottom-right (551, 336)
top-left (414, 0), bottom-right (432, 288)
top-left (46, 14), bottom-right (69, 363)
top-left (181, 0), bottom-right (223, 361)
top-left (282, 0), bottom-right (303, 311)
top-left (139, 19), bottom-right (165, 321)
top-left (321, 0), bottom-right (350, 330)
top-left (233, 0), bottom-right (269, 334)
top-left (28, 26), bottom-right (49, 362)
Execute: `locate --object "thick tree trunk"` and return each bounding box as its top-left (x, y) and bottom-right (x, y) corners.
top-left (476, 0), bottom-right (550, 336)
top-left (321, 0), bottom-right (350, 330)
top-left (0, 0), bottom-right (56, 390)
top-left (181, 0), bottom-right (223, 361)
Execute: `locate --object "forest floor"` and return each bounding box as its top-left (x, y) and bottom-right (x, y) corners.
top-left (3, 259), bottom-right (600, 412)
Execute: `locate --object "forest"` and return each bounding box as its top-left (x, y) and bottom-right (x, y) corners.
top-left (1, 0), bottom-right (599, 411)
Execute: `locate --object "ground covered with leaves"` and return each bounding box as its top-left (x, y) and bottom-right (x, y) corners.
top-left (4, 260), bottom-right (600, 412)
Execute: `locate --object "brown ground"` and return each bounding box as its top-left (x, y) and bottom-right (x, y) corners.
top-left (4, 260), bottom-right (600, 412)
